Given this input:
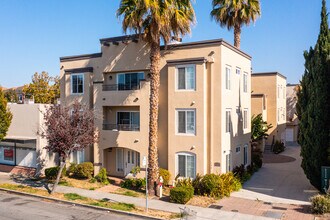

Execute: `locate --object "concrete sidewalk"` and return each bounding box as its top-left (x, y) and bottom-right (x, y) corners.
top-left (0, 172), bottom-right (273, 220)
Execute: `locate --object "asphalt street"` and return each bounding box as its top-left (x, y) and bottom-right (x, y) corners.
top-left (0, 191), bottom-right (145, 220)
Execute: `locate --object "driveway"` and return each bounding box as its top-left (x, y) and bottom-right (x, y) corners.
top-left (231, 144), bottom-right (318, 205)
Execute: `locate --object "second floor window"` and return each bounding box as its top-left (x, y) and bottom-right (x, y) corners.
top-left (117, 72), bottom-right (144, 90)
top-left (243, 109), bottom-right (248, 129)
top-left (243, 72), bottom-right (248, 93)
top-left (71, 74), bottom-right (84, 94)
top-left (117, 112), bottom-right (140, 131)
top-left (177, 109), bottom-right (195, 135)
top-left (226, 109), bottom-right (231, 133)
top-left (177, 66), bottom-right (195, 90)
top-left (225, 67), bottom-right (231, 90)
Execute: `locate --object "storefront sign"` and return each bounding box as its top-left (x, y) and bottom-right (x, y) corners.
top-left (4, 149), bottom-right (14, 161)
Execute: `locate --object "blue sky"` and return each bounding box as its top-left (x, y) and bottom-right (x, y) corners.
top-left (0, 0), bottom-right (328, 88)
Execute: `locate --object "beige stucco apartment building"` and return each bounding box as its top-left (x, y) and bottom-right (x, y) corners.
top-left (59, 35), bottom-right (252, 181)
top-left (251, 72), bottom-right (287, 146)
top-left (286, 84), bottom-right (299, 143)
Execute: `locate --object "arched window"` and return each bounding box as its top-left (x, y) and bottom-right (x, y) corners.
top-left (176, 152), bottom-right (196, 178)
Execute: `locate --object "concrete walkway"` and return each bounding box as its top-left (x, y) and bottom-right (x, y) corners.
top-left (231, 144), bottom-right (318, 205)
top-left (0, 172), bottom-right (274, 220)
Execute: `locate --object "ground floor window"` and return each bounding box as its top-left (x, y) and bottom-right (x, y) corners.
top-left (226, 153), bottom-right (231, 172)
top-left (70, 150), bottom-right (85, 164)
top-left (244, 144), bottom-right (248, 165)
top-left (176, 152), bottom-right (196, 178)
top-left (0, 146), bottom-right (15, 165)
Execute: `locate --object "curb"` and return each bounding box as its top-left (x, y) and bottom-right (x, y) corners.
top-left (0, 187), bottom-right (163, 220)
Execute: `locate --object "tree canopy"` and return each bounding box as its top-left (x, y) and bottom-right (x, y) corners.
top-left (297, 0), bottom-right (330, 191)
top-left (211, 0), bottom-right (261, 48)
top-left (23, 72), bottom-right (60, 104)
top-left (0, 88), bottom-right (13, 141)
top-left (39, 101), bottom-right (99, 194)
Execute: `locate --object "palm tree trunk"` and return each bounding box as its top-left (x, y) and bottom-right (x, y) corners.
top-left (148, 40), bottom-right (160, 196)
top-left (234, 24), bottom-right (241, 49)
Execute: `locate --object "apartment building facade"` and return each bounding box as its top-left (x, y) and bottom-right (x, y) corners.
top-left (286, 84), bottom-right (299, 143)
top-left (59, 35), bottom-right (252, 181)
top-left (251, 72), bottom-right (287, 146)
top-left (0, 103), bottom-right (57, 175)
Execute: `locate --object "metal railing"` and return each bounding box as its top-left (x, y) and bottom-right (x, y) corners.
top-left (102, 83), bottom-right (140, 91)
top-left (102, 123), bottom-right (140, 131)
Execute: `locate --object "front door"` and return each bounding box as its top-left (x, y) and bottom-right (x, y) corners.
top-left (124, 150), bottom-right (136, 176)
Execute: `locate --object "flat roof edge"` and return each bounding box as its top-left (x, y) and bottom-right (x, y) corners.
top-left (60, 53), bottom-right (102, 62)
top-left (252, 72), bottom-right (287, 79)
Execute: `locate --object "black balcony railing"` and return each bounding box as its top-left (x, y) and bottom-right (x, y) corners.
top-left (103, 123), bottom-right (140, 131)
top-left (102, 83), bottom-right (140, 91)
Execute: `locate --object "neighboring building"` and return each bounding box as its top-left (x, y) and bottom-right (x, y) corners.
top-left (59, 35), bottom-right (252, 181)
top-left (286, 84), bottom-right (299, 144)
top-left (251, 93), bottom-right (267, 151)
top-left (251, 72), bottom-right (287, 146)
top-left (0, 103), bottom-right (56, 175)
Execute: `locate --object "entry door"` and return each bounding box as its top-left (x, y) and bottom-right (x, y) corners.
top-left (286, 128), bottom-right (294, 142)
top-left (124, 150), bottom-right (136, 176)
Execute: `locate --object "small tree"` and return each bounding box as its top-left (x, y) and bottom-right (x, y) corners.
top-left (0, 88), bottom-right (13, 141)
top-left (251, 114), bottom-right (272, 146)
top-left (4, 89), bottom-right (18, 103)
top-left (23, 72), bottom-right (60, 104)
top-left (39, 101), bottom-right (98, 194)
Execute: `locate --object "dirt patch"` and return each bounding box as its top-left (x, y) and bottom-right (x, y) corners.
top-left (263, 154), bottom-right (296, 163)
top-left (187, 196), bottom-right (217, 208)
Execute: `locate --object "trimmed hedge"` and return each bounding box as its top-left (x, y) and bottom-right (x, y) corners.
top-left (170, 186), bottom-right (194, 204)
top-left (120, 178), bottom-right (146, 190)
top-left (73, 162), bottom-right (94, 179)
top-left (95, 168), bottom-right (109, 185)
top-left (45, 166), bottom-right (66, 180)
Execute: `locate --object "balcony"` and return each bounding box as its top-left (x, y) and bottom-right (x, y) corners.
top-left (102, 83), bottom-right (140, 91)
top-left (103, 123), bottom-right (140, 131)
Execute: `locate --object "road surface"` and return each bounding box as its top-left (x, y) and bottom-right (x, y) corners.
top-left (0, 191), bottom-right (145, 220)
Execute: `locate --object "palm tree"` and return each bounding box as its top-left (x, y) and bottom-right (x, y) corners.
top-left (211, 0), bottom-right (261, 48)
top-left (117, 0), bottom-right (195, 195)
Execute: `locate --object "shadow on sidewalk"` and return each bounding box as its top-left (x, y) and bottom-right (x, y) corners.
top-left (10, 174), bottom-right (51, 193)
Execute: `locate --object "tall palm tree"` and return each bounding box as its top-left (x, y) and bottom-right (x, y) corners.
top-left (211, 0), bottom-right (261, 48)
top-left (117, 0), bottom-right (195, 195)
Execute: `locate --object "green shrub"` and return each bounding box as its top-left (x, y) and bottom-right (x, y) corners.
top-left (311, 195), bottom-right (330, 214)
top-left (45, 166), bottom-right (66, 180)
top-left (159, 168), bottom-right (171, 186)
top-left (120, 178), bottom-right (146, 190)
top-left (130, 166), bottom-right (141, 176)
top-left (200, 174), bottom-right (225, 198)
top-left (252, 153), bottom-right (263, 168)
top-left (221, 172), bottom-right (242, 192)
top-left (73, 162), bottom-right (94, 179)
top-left (272, 140), bottom-right (285, 154)
top-left (233, 165), bottom-right (246, 180)
top-left (192, 174), bottom-right (203, 195)
top-left (95, 168), bottom-right (109, 185)
top-left (176, 178), bottom-right (193, 187)
top-left (170, 186), bottom-right (194, 204)
top-left (66, 163), bottom-right (77, 177)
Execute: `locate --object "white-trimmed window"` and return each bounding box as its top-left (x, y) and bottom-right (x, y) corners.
top-left (177, 109), bottom-right (196, 135)
top-left (243, 109), bottom-right (248, 129)
top-left (278, 85), bottom-right (280, 98)
top-left (177, 152), bottom-right (196, 178)
top-left (236, 67), bottom-right (241, 75)
top-left (71, 74), bottom-right (84, 94)
top-left (226, 109), bottom-right (231, 133)
top-left (226, 153), bottom-right (231, 172)
top-left (225, 67), bottom-right (231, 90)
top-left (278, 108), bottom-right (280, 122)
top-left (177, 65), bottom-right (195, 90)
top-left (243, 72), bottom-right (248, 93)
top-left (244, 144), bottom-right (248, 165)
top-left (283, 86), bottom-right (286, 99)
top-left (70, 150), bottom-right (85, 164)
top-left (236, 146), bottom-right (241, 153)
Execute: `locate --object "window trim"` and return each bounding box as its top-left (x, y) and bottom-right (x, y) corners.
top-left (243, 72), bottom-right (248, 93)
top-left (243, 109), bottom-right (248, 130)
top-left (225, 66), bottom-right (231, 90)
top-left (176, 109), bottom-right (196, 136)
top-left (236, 146), bottom-right (241, 154)
top-left (225, 109), bottom-right (232, 133)
top-left (71, 73), bottom-right (84, 95)
top-left (176, 152), bottom-right (196, 179)
top-left (175, 64), bottom-right (196, 91)
top-left (236, 67), bottom-right (241, 75)
top-left (243, 144), bottom-right (248, 166)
